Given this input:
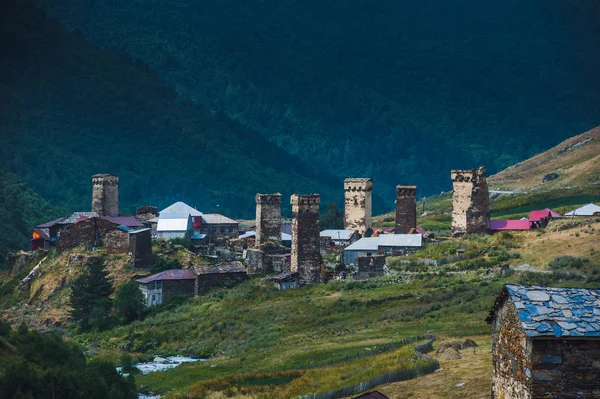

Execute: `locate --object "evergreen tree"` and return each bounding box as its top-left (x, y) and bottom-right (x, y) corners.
top-left (320, 202), bottom-right (344, 230)
top-left (114, 280), bottom-right (146, 324)
top-left (70, 257), bottom-right (113, 330)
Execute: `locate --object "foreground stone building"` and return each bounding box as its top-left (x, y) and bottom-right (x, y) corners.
top-left (451, 167), bottom-right (490, 235)
top-left (395, 185), bottom-right (417, 234)
top-left (91, 173), bottom-right (119, 217)
top-left (344, 178), bottom-right (373, 234)
top-left (291, 194), bottom-right (321, 284)
top-left (487, 284), bottom-right (600, 399)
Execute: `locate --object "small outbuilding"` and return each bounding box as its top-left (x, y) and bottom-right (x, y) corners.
top-left (271, 271), bottom-right (299, 290)
top-left (194, 263), bottom-right (248, 295)
top-left (487, 284), bottom-right (600, 399)
top-left (343, 234), bottom-right (421, 265)
top-left (320, 229), bottom-right (357, 245)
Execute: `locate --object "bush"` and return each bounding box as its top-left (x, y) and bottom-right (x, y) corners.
top-left (150, 256), bottom-right (182, 274)
top-left (114, 280), bottom-right (147, 324)
top-left (548, 256), bottom-right (589, 271)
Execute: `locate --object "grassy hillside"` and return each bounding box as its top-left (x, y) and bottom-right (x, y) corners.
top-left (33, 0), bottom-right (600, 206)
top-left (0, 1), bottom-right (337, 221)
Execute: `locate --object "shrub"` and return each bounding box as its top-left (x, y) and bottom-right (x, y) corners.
top-left (548, 256), bottom-right (589, 271)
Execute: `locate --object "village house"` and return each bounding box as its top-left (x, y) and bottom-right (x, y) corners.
top-left (271, 271), bottom-right (299, 290)
top-left (136, 269), bottom-right (196, 306)
top-left (565, 203), bottom-right (600, 217)
top-left (156, 213), bottom-right (193, 239)
top-left (487, 284), bottom-right (600, 399)
top-left (199, 213), bottom-right (239, 241)
top-left (320, 229), bottom-right (357, 245)
top-left (343, 234), bottom-right (422, 265)
top-left (194, 263), bottom-right (248, 295)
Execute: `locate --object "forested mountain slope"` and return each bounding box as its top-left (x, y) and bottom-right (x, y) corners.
top-left (0, 1), bottom-right (336, 220)
top-left (33, 0), bottom-right (600, 203)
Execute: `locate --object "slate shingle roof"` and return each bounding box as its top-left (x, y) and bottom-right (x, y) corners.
top-left (488, 284), bottom-right (600, 338)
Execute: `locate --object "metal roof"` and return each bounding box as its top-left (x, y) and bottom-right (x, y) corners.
top-left (202, 213), bottom-right (238, 224)
top-left (490, 220), bottom-right (531, 231)
top-left (191, 233), bottom-right (207, 240)
top-left (157, 218), bottom-right (191, 232)
top-left (272, 271), bottom-right (298, 282)
top-left (62, 212), bottom-right (98, 224)
top-left (129, 228), bottom-right (152, 235)
top-left (344, 234), bottom-right (422, 251)
top-left (159, 201), bottom-right (202, 217)
top-left (101, 216), bottom-right (144, 227)
top-left (136, 269), bottom-right (195, 283)
top-left (116, 225), bottom-right (133, 232)
top-left (37, 217), bottom-right (66, 228)
top-left (353, 392), bottom-right (390, 399)
top-left (565, 203), bottom-right (600, 217)
top-left (487, 284), bottom-right (600, 338)
top-left (239, 231), bottom-right (291, 240)
top-left (194, 264), bottom-right (247, 274)
top-left (320, 229), bottom-right (355, 240)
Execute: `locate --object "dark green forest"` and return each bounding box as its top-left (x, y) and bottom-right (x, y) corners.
top-left (0, 1), bottom-right (337, 223)
top-left (32, 0), bottom-right (600, 201)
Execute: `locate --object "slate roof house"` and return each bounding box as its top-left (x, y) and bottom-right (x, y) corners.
top-left (343, 234), bottom-right (422, 265)
top-left (487, 284), bottom-right (600, 399)
top-left (200, 214), bottom-right (239, 241)
top-left (136, 269), bottom-right (195, 306)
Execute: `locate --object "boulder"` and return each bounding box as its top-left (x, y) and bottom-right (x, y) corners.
top-left (542, 172), bottom-right (559, 183)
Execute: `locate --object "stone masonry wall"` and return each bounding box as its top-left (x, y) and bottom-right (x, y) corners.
top-left (395, 186), bottom-right (417, 234)
top-left (255, 193), bottom-right (282, 248)
top-left (357, 255), bottom-right (386, 277)
top-left (291, 194), bottom-right (321, 284)
top-left (106, 229), bottom-right (129, 254)
top-left (451, 167), bottom-right (490, 235)
top-left (491, 300), bottom-right (532, 399)
top-left (92, 174), bottom-right (119, 217)
top-left (162, 279), bottom-right (195, 302)
top-left (531, 339), bottom-right (600, 398)
top-left (57, 218), bottom-right (118, 251)
top-left (129, 230), bottom-right (153, 268)
top-left (344, 178), bottom-right (373, 234)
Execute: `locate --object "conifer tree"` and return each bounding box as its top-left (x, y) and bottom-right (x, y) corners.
top-left (70, 257), bottom-right (113, 330)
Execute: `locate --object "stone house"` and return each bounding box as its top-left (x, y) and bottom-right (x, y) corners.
top-left (343, 234), bottom-right (422, 265)
top-left (194, 263), bottom-right (248, 295)
top-left (356, 255), bottom-right (386, 277)
top-left (106, 225), bottom-right (132, 254)
top-left (136, 269), bottom-right (196, 306)
top-left (271, 271), bottom-right (299, 290)
top-left (56, 217), bottom-right (120, 251)
top-left (487, 284), bottom-right (600, 399)
top-left (199, 213), bottom-right (239, 242)
top-left (129, 228), bottom-right (153, 268)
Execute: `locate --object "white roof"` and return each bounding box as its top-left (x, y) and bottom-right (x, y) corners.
top-left (159, 201), bottom-right (202, 217)
top-left (344, 234), bottom-right (422, 251)
top-left (238, 230), bottom-right (292, 241)
top-left (281, 232), bottom-right (292, 241)
top-left (565, 203), bottom-right (600, 217)
top-left (320, 229), bottom-right (355, 240)
top-left (157, 218), bottom-right (191, 232)
top-left (202, 214), bottom-right (238, 224)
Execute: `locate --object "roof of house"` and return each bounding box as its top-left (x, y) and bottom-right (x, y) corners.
top-left (129, 228), bottom-right (152, 235)
top-left (344, 234), bottom-right (422, 251)
top-left (159, 201), bottom-right (202, 217)
top-left (202, 213), bottom-right (238, 225)
top-left (487, 284), bottom-right (600, 338)
top-left (62, 212), bottom-right (98, 224)
top-left (191, 233), bottom-right (207, 240)
top-left (239, 231), bottom-right (292, 240)
top-left (352, 391), bottom-right (390, 399)
top-left (157, 218), bottom-right (191, 232)
top-left (101, 216), bottom-right (144, 227)
top-left (116, 225), bottom-right (133, 232)
top-left (565, 203), bottom-right (600, 217)
top-left (136, 269), bottom-right (195, 284)
top-left (37, 217), bottom-right (66, 228)
top-left (159, 212), bottom-right (192, 220)
top-left (528, 210), bottom-right (552, 222)
top-left (320, 229), bottom-right (355, 240)
top-left (194, 264), bottom-right (247, 274)
top-left (33, 228), bottom-right (49, 239)
top-left (490, 220), bottom-right (531, 231)
top-left (272, 271), bottom-right (298, 282)
top-left (543, 208), bottom-right (564, 218)
top-left (281, 232), bottom-right (292, 241)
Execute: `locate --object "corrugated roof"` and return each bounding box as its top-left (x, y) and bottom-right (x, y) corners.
top-left (136, 269), bottom-right (195, 283)
top-left (202, 213), bottom-right (238, 224)
top-left (116, 225), bottom-right (133, 232)
top-left (239, 231), bottom-right (291, 240)
top-left (488, 284), bottom-right (600, 338)
top-left (101, 216), bottom-right (144, 227)
top-left (159, 201), bottom-right (202, 217)
top-left (129, 228), bottom-right (151, 235)
top-left (490, 220), bottom-right (531, 231)
top-left (194, 264), bottom-right (247, 274)
top-left (37, 217), bottom-right (66, 228)
top-left (320, 229), bottom-right (355, 240)
top-left (344, 234), bottom-right (422, 251)
top-left (543, 208), bottom-right (564, 218)
top-left (33, 228), bottom-right (49, 239)
top-left (157, 218), bottom-right (191, 232)
top-left (529, 210), bottom-right (552, 222)
top-left (272, 271), bottom-right (298, 282)
top-left (159, 213), bottom-right (192, 220)
top-left (565, 203), bottom-right (600, 217)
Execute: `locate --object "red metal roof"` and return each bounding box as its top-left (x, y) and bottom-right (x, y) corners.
top-left (529, 208), bottom-right (563, 221)
top-left (490, 220), bottom-right (531, 231)
top-left (136, 269), bottom-right (195, 284)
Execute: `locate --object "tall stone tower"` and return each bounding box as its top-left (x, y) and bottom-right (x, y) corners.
top-left (255, 193), bottom-right (282, 248)
top-left (344, 178), bottom-right (373, 234)
top-left (451, 167), bottom-right (490, 235)
top-left (92, 174), bottom-right (119, 217)
top-left (291, 194), bottom-right (321, 284)
top-left (395, 186), bottom-right (417, 233)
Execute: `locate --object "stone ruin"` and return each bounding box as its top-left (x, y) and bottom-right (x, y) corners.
top-left (255, 193), bottom-right (282, 247)
top-left (91, 173), bottom-right (119, 217)
top-left (135, 205), bottom-right (158, 221)
top-left (357, 255), bottom-right (386, 278)
top-left (451, 167), bottom-right (490, 235)
top-left (291, 194), bottom-right (321, 284)
top-left (395, 185), bottom-right (417, 234)
top-left (344, 178), bottom-right (373, 235)
top-left (246, 193), bottom-right (289, 273)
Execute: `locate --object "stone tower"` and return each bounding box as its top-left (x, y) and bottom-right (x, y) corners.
top-left (344, 178), bottom-right (373, 234)
top-left (395, 186), bottom-right (417, 234)
top-left (451, 167), bottom-right (490, 235)
top-left (255, 193), bottom-right (282, 248)
top-left (291, 194), bottom-right (321, 284)
top-left (92, 174), bottom-right (119, 217)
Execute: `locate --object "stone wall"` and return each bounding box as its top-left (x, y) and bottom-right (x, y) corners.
top-left (91, 174), bottom-right (119, 217)
top-left (162, 279), bottom-right (195, 302)
top-left (136, 205), bottom-right (158, 221)
top-left (451, 167), bottom-right (490, 235)
top-left (531, 339), bottom-right (600, 398)
top-left (57, 218), bottom-right (118, 251)
top-left (357, 255), bottom-right (386, 277)
top-left (291, 194), bottom-right (321, 284)
top-left (129, 229), bottom-right (153, 268)
top-left (491, 300), bottom-right (532, 399)
top-left (195, 272), bottom-right (248, 295)
top-left (344, 178), bottom-right (373, 234)
top-left (395, 186), bottom-right (417, 234)
top-left (255, 193), bottom-right (282, 247)
top-left (106, 229), bottom-right (129, 254)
